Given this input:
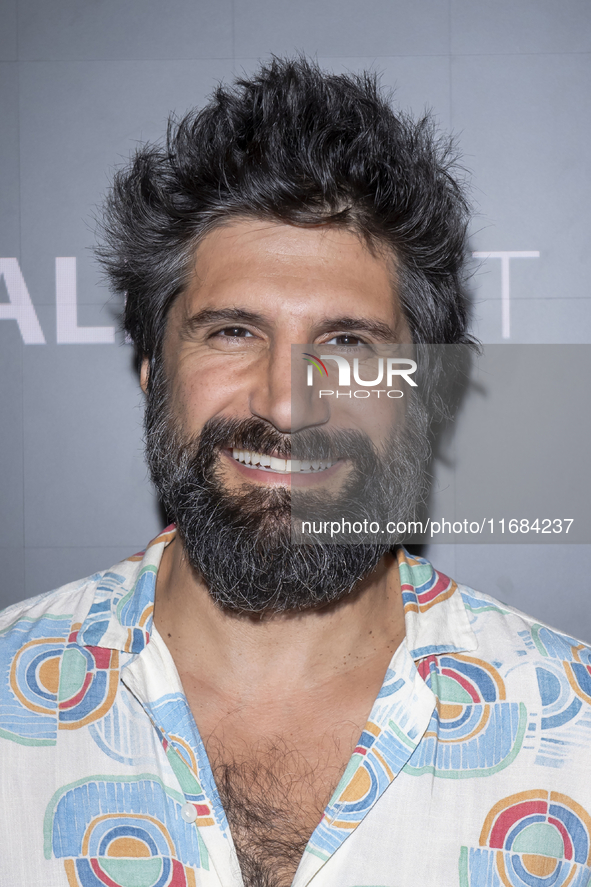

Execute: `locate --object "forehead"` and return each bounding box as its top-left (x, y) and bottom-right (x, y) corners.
top-left (168, 218), bottom-right (406, 334)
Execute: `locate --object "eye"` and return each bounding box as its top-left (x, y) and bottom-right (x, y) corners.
top-left (213, 326), bottom-right (255, 338)
top-left (324, 334), bottom-right (365, 347)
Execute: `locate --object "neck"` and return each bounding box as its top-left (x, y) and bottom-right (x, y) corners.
top-left (154, 536), bottom-right (406, 699)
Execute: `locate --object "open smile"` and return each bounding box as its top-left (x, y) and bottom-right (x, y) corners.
top-left (231, 448), bottom-right (335, 474)
top-left (222, 448), bottom-right (345, 486)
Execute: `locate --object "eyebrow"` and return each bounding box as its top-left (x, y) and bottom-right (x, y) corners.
top-left (315, 316), bottom-right (398, 342)
top-left (180, 308), bottom-right (398, 342)
top-left (180, 308), bottom-right (267, 337)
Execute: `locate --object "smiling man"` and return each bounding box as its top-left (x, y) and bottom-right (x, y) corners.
top-left (2, 58), bottom-right (591, 887)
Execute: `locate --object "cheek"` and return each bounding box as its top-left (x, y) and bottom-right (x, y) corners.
top-left (323, 395), bottom-right (407, 446)
top-left (166, 364), bottom-right (254, 435)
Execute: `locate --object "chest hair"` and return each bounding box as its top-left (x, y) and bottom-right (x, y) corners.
top-left (208, 736), bottom-right (349, 887)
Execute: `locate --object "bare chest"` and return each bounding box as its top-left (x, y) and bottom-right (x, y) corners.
top-left (175, 655), bottom-right (395, 886)
top-left (205, 731), bottom-right (356, 887)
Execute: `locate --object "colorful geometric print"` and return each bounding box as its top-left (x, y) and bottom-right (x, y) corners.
top-left (532, 625), bottom-right (591, 706)
top-left (0, 614), bottom-right (71, 745)
top-left (399, 555), bottom-right (457, 614)
top-left (309, 721), bottom-right (405, 858)
top-left (565, 650), bottom-right (591, 708)
top-left (536, 661), bottom-right (584, 730)
top-left (306, 642), bottom-right (433, 861)
top-left (78, 568), bottom-right (155, 654)
top-left (124, 525), bottom-right (177, 565)
top-left (405, 654), bottom-right (526, 778)
top-left (89, 692), bottom-right (165, 768)
top-left (86, 678), bottom-right (221, 833)
top-left (460, 589), bottom-right (510, 616)
top-left (87, 691), bottom-right (221, 834)
top-left (156, 730), bottom-right (217, 832)
top-left (459, 790), bottom-right (591, 887)
top-left (530, 625), bottom-right (591, 768)
top-left (45, 775), bottom-right (208, 886)
top-left (531, 625), bottom-right (583, 662)
top-left (148, 694), bottom-right (227, 834)
top-left (59, 633), bottom-right (119, 729)
top-left (76, 526), bottom-right (174, 653)
top-left (0, 615), bottom-right (119, 745)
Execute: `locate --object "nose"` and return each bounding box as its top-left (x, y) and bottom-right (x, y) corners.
top-left (248, 343), bottom-right (329, 434)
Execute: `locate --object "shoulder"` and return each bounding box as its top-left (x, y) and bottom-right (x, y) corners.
top-left (0, 532), bottom-right (168, 677)
top-left (0, 561), bottom-right (139, 748)
top-left (0, 575), bottom-right (97, 644)
top-left (0, 575), bottom-right (97, 747)
top-left (0, 559), bottom-right (135, 658)
top-left (409, 582), bottom-right (591, 782)
top-left (458, 583), bottom-right (591, 665)
top-left (454, 583), bottom-right (591, 733)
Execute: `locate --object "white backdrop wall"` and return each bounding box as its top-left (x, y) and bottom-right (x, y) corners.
top-left (1, 0), bottom-right (590, 639)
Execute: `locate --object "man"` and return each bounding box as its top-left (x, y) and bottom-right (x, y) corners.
top-left (1, 58), bottom-right (590, 887)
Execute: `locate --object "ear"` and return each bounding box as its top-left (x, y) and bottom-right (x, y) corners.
top-left (140, 357), bottom-right (150, 393)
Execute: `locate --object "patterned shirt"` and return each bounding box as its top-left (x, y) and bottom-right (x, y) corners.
top-left (1, 526), bottom-right (591, 887)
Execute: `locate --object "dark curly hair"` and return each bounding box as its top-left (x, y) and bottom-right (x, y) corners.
top-left (97, 56), bottom-right (473, 363)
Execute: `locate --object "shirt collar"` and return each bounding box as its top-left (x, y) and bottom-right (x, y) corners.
top-left (78, 526), bottom-right (477, 661)
top-left (77, 525), bottom-right (175, 653)
top-left (397, 547), bottom-right (478, 659)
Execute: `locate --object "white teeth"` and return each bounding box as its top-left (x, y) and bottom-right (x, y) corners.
top-left (231, 449), bottom-right (334, 473)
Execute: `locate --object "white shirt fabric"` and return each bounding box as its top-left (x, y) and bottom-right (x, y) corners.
top-left (1, 526), bottom-right (591, 887)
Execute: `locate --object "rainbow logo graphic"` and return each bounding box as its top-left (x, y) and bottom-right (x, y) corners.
top-left (459, 790), bottom-right (591, 886)
top-left (302, 352), bottom-right (328, 381)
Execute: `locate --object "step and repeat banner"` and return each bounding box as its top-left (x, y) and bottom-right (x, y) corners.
top-left (1, 0), bottom-right (590, 639)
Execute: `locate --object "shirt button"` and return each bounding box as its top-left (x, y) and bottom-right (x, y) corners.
top-left (181, 803), bottom-right (197, 823)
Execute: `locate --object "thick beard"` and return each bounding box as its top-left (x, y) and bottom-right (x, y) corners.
top-left (144, 360), bottom-right (431, 614)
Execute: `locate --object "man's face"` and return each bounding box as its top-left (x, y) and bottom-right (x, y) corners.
top-left (144, 219), bottom-right (428, 612)
top-left (155, 219), bottom-right (412, 477)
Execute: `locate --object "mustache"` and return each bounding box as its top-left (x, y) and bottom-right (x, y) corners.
top-left (195, 416), bottom-right (380, 464)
